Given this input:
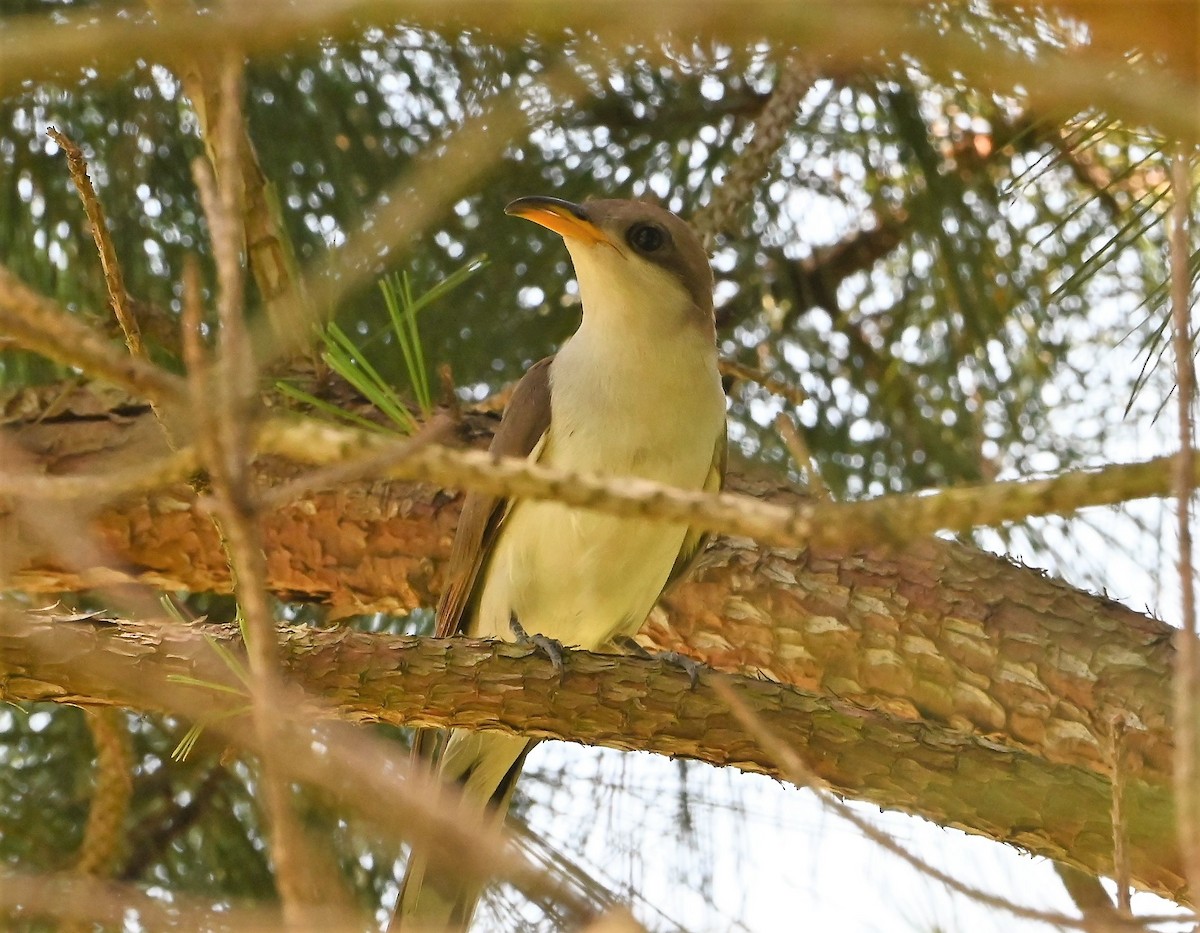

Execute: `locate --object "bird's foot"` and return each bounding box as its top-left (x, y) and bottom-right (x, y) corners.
top-left (657, 650), bottom-right (704, 689)
top-left (610, 636), bottom-right (704, 689)
top-left (509, 614), bottom-right (566, 677)
top-left (610, 634), bottom-right (651, 657)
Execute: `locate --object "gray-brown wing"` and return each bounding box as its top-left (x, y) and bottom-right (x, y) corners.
top-left (434, 356), bottom-right (554, 638)
top-left (662, 423), bottom-right (726, 593)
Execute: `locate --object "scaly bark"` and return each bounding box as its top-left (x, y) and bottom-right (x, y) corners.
top-left (0, 392), bottom-right (1184, 901)
top-left (0, 606), bottom-right (1179, 902)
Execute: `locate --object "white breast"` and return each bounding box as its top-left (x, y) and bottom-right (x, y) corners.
top-left (473, 309), bottom-right (725, 648)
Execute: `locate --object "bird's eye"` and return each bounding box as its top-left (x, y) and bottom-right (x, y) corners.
top-left (627, 223), bottom-right (667, 253)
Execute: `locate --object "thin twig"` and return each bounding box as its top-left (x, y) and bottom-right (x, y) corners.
top-left (45, 126), bottom-right (181, 442)
top-left (149, 0), bottom-right (306, 350)
top-left (187, 55), bottom-right (348, 929)
top-left (720, 359), bottom-right (810, 410)
top-left (1106, 713), bottom-right (1132, 914)
top-left (256, 412), bottom-right (455, 510)
top-left (773, 411), bottom-right (829, 499)
top-left (7, 409), bottom-right (1200, 559)
top-left (46, 127), bottom-right (143, 359)
top-left (0, 262), bottom-right (185, 407)
top-left (1169, 149), bottom-right (1200, 900)
top-left (710, 677), bottom-right (1184, 931)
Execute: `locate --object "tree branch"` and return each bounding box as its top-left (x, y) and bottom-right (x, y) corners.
top-left (186, 56), bottom-right (351, 926)
top-left (0, 605), bottom-right (1183, 902)
top-left (4, 3), bottom-right (1193, 142)
top-left (0, 607), bottom-right (606, 926)
top-left (3, 403), bottom-right (1195, 556)
top-left (0, 263), bottom-right (185, 408)
top-left (46, 127), bottom-right (143, 359)
top-left (0, 392), bottom-right (1190, 901)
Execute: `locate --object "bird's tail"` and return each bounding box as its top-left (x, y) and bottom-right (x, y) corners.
top-left (391, 730), bottom-right (535, 931)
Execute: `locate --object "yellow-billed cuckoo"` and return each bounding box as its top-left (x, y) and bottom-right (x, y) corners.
top-left (394, 197), bottom-right (727, 930)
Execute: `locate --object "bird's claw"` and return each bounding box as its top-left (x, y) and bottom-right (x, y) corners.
top-left (509, 614), bottom-right (566, 677)
top-left (610, 637), bottom-right (703, 689)
top-left (657, 650), bottom-right (704, 689)
top-left (610, 634), bottom-right (653, 659)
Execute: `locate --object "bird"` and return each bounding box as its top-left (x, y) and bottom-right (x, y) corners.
top-left (392, 196), bottom-right (727, 931)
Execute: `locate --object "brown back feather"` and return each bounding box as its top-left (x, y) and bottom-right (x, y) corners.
top-left (434, 356), bottom-right (554, 638)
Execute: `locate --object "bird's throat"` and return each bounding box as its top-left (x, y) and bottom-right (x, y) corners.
top-left (548, 310), bottom-right (723, 482)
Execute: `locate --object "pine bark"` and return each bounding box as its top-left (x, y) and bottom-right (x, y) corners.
top-left (0, 389), bottom-right (1183, 902)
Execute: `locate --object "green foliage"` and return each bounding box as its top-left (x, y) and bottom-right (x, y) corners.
top-left (379, 258), bottom-right (490, 418)
top-left (278, 255), bottom-right (485, 432)
top-left (0, 2), bottom-right (1189, 927)
top-left (6, 21), bottom-right (1165, 499)
top-left (165, 633), bottom-right (251, 763)
top-left (0, 704), bottom-right (92, 870)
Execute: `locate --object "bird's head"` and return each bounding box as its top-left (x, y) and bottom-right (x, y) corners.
top-left (505, 196), bottom-right (714, 333)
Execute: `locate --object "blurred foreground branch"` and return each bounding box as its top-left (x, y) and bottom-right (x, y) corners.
top-left (3, 1), bottom-right (1196, 141)
top-left (3, 389), bottom-right (1183, 901)
top-left (0, 607), bottom-right (607, 927)
top-left (1, 400), bottom-right (1193, 556)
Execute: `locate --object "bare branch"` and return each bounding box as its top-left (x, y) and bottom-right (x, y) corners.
top-left (4, 404), bottom-right (1198, 554)
top-left (0, 446), bottom-right (200, 502)
top-left (256, 413), bottom-right (456, 510)
top-left (776, 209), bottom-right (910, 330)
top-left (0, 263), bottom-right (185, 408)
top-left (1170, 148), bottom-right (1200, 902)
top-left (712, 677), bottom-right (1188, 930)
top-left (773, 411), bottom-right (829, 499)
top-left (252, 417), bottom-right (1200, 552)
top-left (2, 2), bottom-right (1196, 143)
top-left (0, 607), bottom-right (611, 927)
top-left (46, 127), bottom-right (143, 359)
top-left (719, 359), bottom-right (810, 410)
top-left (0, 869), bottom-right (310, 933)
top-left (187, 55), bottom-right (353, 929)
top-left (0, 594), bottom-right (1184, 903)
